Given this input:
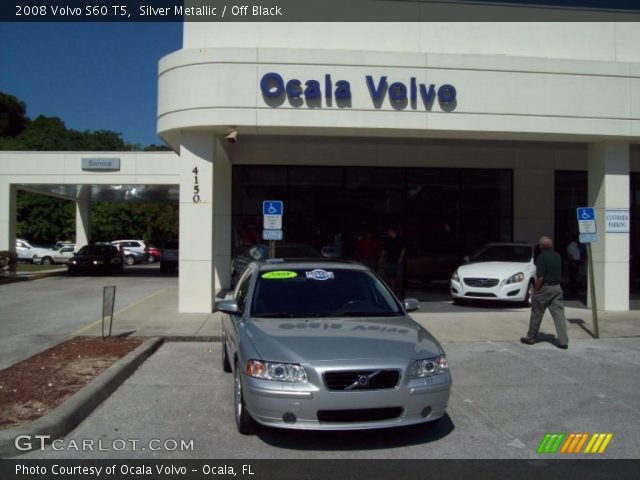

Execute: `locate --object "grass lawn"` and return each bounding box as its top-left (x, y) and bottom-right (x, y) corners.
top-left (16, 263), bottom-right (65, 272)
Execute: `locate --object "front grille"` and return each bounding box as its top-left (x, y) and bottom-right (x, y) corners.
top-left (464, 292), bottom-right (497, 298)
top-left (324, 370), bottom-right (400, 391)
top-left (317, 407), bottom-right (403, 423)
top-left (463, 278), bottom-right (499, 288)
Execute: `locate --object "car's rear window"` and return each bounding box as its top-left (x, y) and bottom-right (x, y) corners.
top-left (77, 245), bottom-right (118, 255)
top-left (251, 268), bottom-right (401, 318)
top-left (164, 240), bottom-right (179, 249)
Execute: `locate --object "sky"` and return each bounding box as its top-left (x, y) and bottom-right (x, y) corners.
top-left (0, 22), bottom-right (182, 147)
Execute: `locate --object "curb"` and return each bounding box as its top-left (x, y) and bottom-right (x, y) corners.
top-left (0, 337), bottom-right (164, 458)
top-left (22, 270), bottom-right (66, 281)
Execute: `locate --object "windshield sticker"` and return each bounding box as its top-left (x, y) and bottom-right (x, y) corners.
top-left (261, 271), bottom-right (298, 280)
top-left (305, 269), bottom-right (335, 281)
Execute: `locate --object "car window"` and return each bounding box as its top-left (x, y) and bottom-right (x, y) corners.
top-left (251, 268), bottom-right (402, 318)
top-left (164, 240), bottom-right (179, 249)
top-left (276, 246), bottom-right (321, 258)
top-left (77, 245), bottom-right (118, 255)
top-left (235, 270), bottom-right (252, 310)
top-left (471, 245), bottom-right (533, 263)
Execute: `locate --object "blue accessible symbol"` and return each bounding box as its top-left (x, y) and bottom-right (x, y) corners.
top-left (263, 201), bottom-right (283, 216)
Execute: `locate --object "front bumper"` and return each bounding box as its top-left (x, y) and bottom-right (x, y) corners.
top-left (450, 278), bottom-right (527, 302)
top-left (241, 367), bottom-right (451, 430)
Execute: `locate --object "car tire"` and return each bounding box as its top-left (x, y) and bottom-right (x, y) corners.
top-left (234, 362), bottom-right (257, 435)
top-left (222, 333), bottom-right (232, 373)
top-left (523, 281), bottom-right (535, 307)
top-left (124, 255), bottom-right (135, 266)
top-left (41, 256), bottom-right (53, 265)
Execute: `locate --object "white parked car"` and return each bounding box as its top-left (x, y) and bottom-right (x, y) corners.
top-left (33, 244), bottom-right (77, 265)
top-left (111, 239), bottom-right (149, 265)
top-left (450, 243), bottom-right (537, 305)
top-left (15, 239), bottom-right (53, 263)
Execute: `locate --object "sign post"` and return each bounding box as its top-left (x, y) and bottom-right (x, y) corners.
top-left (576, 207), bottom-right (599, 339)
top-left (263, 200), bottom-right (283, 258)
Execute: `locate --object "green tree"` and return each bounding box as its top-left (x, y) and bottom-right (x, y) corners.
top-left (16, 191), bottom-right (75, 244)
top-left (0, 92), bottom-right (29, 138)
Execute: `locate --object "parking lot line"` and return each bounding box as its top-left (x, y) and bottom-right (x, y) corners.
top-left (71, 287), bottom-right (169, 336)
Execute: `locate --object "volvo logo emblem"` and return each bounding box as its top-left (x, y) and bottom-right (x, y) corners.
top-left (357, 375), bottom-right (369, 387)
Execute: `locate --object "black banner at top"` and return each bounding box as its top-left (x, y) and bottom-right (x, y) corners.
top-left (2, 0), bottom-right (640, 22)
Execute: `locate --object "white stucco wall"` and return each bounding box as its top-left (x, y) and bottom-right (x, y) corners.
top-left (184, 22), bottom-right (640, 63)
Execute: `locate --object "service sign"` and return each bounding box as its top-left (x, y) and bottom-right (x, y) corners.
top-left (605, 209), bottom-right (630, 233)
top-left (81, 158), bottom-right (120, 171)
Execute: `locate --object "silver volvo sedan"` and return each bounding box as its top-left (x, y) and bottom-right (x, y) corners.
top-left (217, 259), bottom-right (451, 434)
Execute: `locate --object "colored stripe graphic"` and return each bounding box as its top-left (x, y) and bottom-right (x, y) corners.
top-left (540, 433), bottom-right (613, 454)
top-left (584, 433), bottom-right (613, 454)
top-left (537, 433), bottom-right (566, 453)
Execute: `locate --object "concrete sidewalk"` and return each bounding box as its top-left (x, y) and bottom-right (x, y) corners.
top-left (77, 286), bottom-right (640, 344)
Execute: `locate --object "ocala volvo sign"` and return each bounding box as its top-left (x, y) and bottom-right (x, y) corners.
top-left (260, 72), bottom-right (457, 110)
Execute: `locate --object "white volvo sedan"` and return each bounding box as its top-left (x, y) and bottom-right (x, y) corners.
top-left (450, 243), bottom-right (537, 305)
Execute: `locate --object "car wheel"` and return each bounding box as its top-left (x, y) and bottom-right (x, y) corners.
top-left (41, 256), bottom-right (53, 265)
top-left (124, 255), bottom-right (135, 266)
top-left (523, 281), bottom-right (535, 307)
top-left (222, 333), bottom-right (232, 373)
top-left (234, 362), bottom-right (257, 435)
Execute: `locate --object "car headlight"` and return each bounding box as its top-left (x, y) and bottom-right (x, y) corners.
top-left (246, 360), bottom-right (308, 383)
top-left (451, 270), bottom-right (460, 282)
top-left (71, 260), bottom-right (77, 265)
top-left (410, 355), bottom-right (449, 378)
top-left (504, 272), bottom-right (525, 285)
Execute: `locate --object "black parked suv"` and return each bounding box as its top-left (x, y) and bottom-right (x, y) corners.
top-left (160, 239), bottom-right (179, 273)
top-left (68, 244), bottom-right (123, 275)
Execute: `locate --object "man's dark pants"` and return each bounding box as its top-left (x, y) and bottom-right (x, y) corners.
top-left (526, 284), bottom-right (569, 346)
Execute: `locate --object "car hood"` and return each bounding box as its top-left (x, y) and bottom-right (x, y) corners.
top-left (243, 316), bottom-right (443, 363)
top-left (456, 261), bottom-right (530, 278)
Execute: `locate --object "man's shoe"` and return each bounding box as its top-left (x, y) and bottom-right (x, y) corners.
top-left (558, 344), bottom-right (568, 350)
top-left (520, 337), bottom-right (536, 345)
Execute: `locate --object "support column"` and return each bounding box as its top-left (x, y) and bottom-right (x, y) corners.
top-left (75, 186), bottom-right (91, 248)
top-left (214, 139), bottom-right (232, 293)
top-left (588, 142), bottom-right (630, 311)
top-left (179, 132), bottom-right (215, 313)
top-left (0, 182), bottom-right (17, 252)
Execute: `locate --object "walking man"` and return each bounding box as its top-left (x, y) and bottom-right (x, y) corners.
top-left (521, 236), bottom-right (569, 349)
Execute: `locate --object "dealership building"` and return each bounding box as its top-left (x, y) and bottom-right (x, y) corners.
top-left (1, 19), bottom-right (639, 313)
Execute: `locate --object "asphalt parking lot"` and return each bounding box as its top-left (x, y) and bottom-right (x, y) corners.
top-left (0, 264), bottom-right (175, 370)
top-left (22, 338), bottom-right (640, 459)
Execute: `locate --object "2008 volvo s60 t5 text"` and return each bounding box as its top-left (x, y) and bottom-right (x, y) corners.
top-left (217, 259), bottom-right (451, 434)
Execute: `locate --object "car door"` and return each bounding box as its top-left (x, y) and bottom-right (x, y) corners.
top-left (56, 246), bottom-right (76, 263)
top-left (225, 267), bottom-right (253, 363)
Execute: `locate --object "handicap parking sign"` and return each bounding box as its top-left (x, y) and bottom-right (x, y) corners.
top-left (577, 207), bottom-right (596, 234)
top-left (263, 201), bottom-right (283, 216)
top-left (577, 207), bottom-right (595, 221)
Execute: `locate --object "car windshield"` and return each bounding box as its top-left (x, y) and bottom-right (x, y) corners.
top-left (77, 245), bottom-right (117, 255)
top-left (251, 268), bottom-right (402, 318)
top-left (246, 244), bottom-right (320, 261)
top-left (471, 245), bottom-right (532, 263)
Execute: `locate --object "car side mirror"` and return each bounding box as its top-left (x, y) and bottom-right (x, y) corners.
top-left (403, 298), bottom-right (420, 313)
top-left (216, 299), bottom-right (242, 315)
